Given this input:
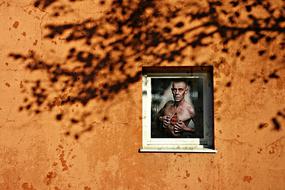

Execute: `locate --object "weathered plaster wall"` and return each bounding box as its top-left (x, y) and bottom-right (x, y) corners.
top-left (0, 0), bottom-right (284, 189)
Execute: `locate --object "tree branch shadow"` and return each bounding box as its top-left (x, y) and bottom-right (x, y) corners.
top-left (9, 0), bottom-right (285, 138)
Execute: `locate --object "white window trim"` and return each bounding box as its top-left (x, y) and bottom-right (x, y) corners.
top-left (140, 70), bottom-right (217, 153)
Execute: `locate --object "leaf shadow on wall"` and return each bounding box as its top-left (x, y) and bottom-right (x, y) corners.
top-left (9, 0), bottom-right (285, 138)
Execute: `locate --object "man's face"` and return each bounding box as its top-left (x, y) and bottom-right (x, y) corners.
top-left (171, 81), bottom-right (188, 102)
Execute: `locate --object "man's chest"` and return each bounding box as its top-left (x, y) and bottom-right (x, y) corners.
top-left (164, 106), bottom-right (191, 121)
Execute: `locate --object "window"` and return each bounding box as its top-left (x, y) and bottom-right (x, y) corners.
top-left (140, 66), bottom-right (216, 153)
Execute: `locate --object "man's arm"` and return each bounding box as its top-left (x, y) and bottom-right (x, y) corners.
top-left (186, 119), bottom-right (195, 131)
top-left (157, 103), bottom-right (171, 128)
top-left (187, 104), bottom-right (195, 118)
top-left (174, 120), bottom-right (195, 133)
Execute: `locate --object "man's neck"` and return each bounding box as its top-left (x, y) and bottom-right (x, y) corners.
top-left (174, 99), bottom-right (185, 107)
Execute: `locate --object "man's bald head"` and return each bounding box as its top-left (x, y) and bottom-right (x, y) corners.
top-left (171, 79), bottom-right (189, 102)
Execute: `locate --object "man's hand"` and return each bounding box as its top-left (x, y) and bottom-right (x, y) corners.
top-left (174, 120), bottom-right (194, 133)
top-left (160, 116), bottom-right (171, 128)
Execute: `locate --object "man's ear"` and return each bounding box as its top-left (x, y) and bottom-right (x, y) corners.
top-left (185, 86), bottom-right (189, 94)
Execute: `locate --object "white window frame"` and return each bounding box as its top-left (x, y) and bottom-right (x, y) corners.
top-left (140, 67), bottom-right (217, 153)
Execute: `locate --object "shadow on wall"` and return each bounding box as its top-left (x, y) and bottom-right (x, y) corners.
top-left (9, 0), bottom-right (285, 138)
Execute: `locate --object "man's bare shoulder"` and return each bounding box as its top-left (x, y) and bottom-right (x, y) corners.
top-left (183, 101), bottom-right (195, 115)
top-left (164, 100), bottom-right (175, 107)
top-left (159, 100), bottom-right (174, 113)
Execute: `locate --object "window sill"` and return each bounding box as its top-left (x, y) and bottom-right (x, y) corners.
top-left (139, 147), bottom-right (217, 153)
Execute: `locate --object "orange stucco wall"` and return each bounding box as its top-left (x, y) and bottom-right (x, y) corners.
top-left (0, 0), bottom-right (284, 189)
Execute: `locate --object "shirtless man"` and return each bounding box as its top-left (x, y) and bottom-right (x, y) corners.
top-left (158, 79), bottom-right (195, 137)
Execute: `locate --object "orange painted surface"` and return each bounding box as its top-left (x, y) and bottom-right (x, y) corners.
top-left (0, 0), bottom-right (285, 189)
